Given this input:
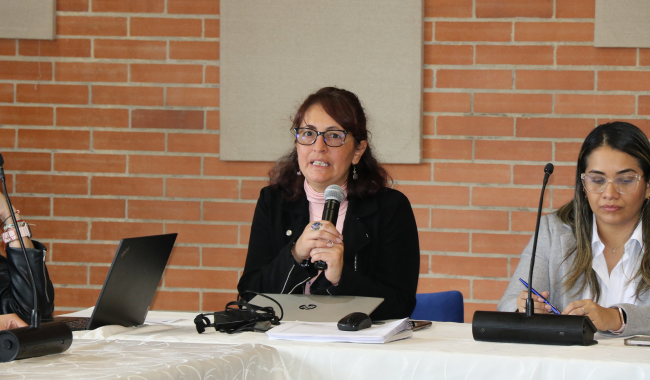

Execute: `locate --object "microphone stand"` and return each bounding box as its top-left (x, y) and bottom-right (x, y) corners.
top-left (472, 163), bottom-right (598, 346)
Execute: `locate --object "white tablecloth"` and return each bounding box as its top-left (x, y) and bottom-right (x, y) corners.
top-left (72, 311), bottom-right (650, 380)
top-left (0, 339), bottom-right (288, 380)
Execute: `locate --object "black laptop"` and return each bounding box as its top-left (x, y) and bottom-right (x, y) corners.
top-left (54, 233), bottom-right (177, 330)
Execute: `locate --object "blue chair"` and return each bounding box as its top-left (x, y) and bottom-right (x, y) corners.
top-left (410, 291), bottom-right (464, 322)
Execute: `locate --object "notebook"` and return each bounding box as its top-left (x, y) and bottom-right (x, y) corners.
top-left (53, 233), bottom-right (177, 330)
top-left (248, 294), bottom-right (384, 322)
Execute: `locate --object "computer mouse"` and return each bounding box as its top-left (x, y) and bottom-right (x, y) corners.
top-left (337, 312), bottom-right (372, 331)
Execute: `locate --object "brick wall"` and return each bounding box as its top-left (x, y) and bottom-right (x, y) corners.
top-left (0, 0), bottom-right (647, 321)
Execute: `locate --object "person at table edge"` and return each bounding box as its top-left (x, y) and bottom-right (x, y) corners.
top-left (499, 121), bottom-right (650, 337)
top-left (237, 87), bottom-right (420, 320)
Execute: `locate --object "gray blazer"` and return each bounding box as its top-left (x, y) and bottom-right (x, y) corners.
top-left (498, 213), bottom-right (650, 337)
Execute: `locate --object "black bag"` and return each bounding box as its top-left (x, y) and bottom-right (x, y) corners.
top-left (194, 291), bottom-right (283, 334)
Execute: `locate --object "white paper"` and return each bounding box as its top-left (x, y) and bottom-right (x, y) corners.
top-left (266, 318), bottom-right (412, 344)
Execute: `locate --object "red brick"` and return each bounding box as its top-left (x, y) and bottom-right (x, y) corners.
top-left (509, 258), bottom-right (521, 277)
top-left (51, 243), bottom-right (119, 263)
top-left (516, 70), bottom-right (594, 90)
top-left (435, 163), bottom-right (510, 184)
top-left (206, 66), bottom-right (219, 84)
top-left (130, 64), bottom-right (203, 84)
top-left (203, 202), bottom-right (256, 222)
top-left (168, 246), bottom-right (200, 267)
top-left (474, 93), bottom-right (552, 114)
top-left (424, 45), bottom-right (473, 65)
top-left (12, 196), bottom-right (50, 216)
top-left (166, 223), bottom-right (238, 245)
top-left (420, 232), bottom-right (469, 252)
top-left (556, 94), bottom-right (635, 115)
top-left (93, 131), bottom-right (165, 151)
top-left (511, 211), bottom-right (538, 232)
top-left (476, 0), bottom-right (552, 18)
top-left (553, 188), bottom-right (575, 209)
top-left (473, 187), bottom-right (550, 208)
top-left (515, 22), bottom-right (593, 42)
top-left (168, 133), bottom-right (219, 153)
top-left (129, 200), bottom-right (200, 221)
top-left (33, 220), bottom-right (88, 240)
top-left (425, 0), bottom-right (472, 17)
top-left (167, 87), bottom-right (219, 107)
top-left (640, 97), bottom-right (650, 115)
top-left (1, 152), bottom-right (50, 171)
top-left (420, 255), bottom-right (429, 273)
top-left (557, 0), bottom-right (595, 18)
top-left (599, 71), bottom-right (650, 91)
top-left (170, 41), bottom-right (219, 60)
top-left (57, 107), bottom-right (129, 127)
top-left (91, 221), bottom-right (162, 241)
top-left (132, 109), bottom-right (203, 129)
top-left (90, 266), bottom-right (110, 285)
top-left (0, 84), bottom-right (12, 102)
top-left (514, 164), bottom-right (575, 186)
top-left (240, 225), bottom-right (251, 245)
top-left (17, 84), bottom-right (88, 105)
top-left (168, 0), bottom-right (219, 14)
top-left (435, 22), bottom-right (511, 42)
top-left (166, 178), bottom-right (238, 199)
top-left (0, 61), bottom-right (53, 81)
top-left (516, 117), bottom-right (594, 138)
top-left (204, 158), bottom-right (274, 177)
top-left (57, 16), bottom-right (126, 36)
top-left (129, 155), bottom-right (201, 175)
top-left (476, 140), bottom-right (552, 161)
top-left (203, 292), bottom-right (240, 312)
top-left (54, 153), bottom-right (126, 173)
top-left (424, 22), bottom-right (432, 42)
top-left (417, 278), bottom-right (470, 298)
top-left (91, 176), bottom-right (163, 197)
top-left (130, 17), bottom-right (201, 37)
top-left (413, 208), bottom-right (430, 229)
top-left (55, 62), bottom-right (127, 82)
top-left (396, 184), bottom-right (469, 206)
top-left (431, 209), bottom-right (509, 230)
top-left (641, 50), bottom-right (650, 66)
top-left (437, 116), bottom-right (513, 136)
top-left (18, 129), bottom-right (89, 150)
top-left (422, 115), bottom-right (434, 135)
top-left (203, 247), bottom-right (246, 268)
top-left (94, 39), bottom-right (166, 60)
top-left (474, 280), bottom-right (510, 301)
top-left (57, 0), bottom-right (89, 11)
top-left (465, 302), bottom-right (498, 322)
top-left (422, 139), bottom-right (472, 160)
top-left (241, 180), bottom-right (269, 200)
top-left (383, 163), bottom-right (432, 182)
top-left (436, 69), bottom-right (512, 89)
top-left (473, 233), bottom-right (531, 254)
top-left (205, 19), bottom-right (220, 38)
top-left (92, 0), bottom-right (164, 12)
top-left (54, 198), bottom-right (125, 218)
top-left (555, 142), bottom-right (582, 162)
top-left (48, 265), bottom-right (88, 285)
top-left (423, 92), bottom-right (471, 112)
top-left (54, 288), bottom-right (100, 308)
top-left (557, 46), bottom-right (636, 66)
top-left (0, 40), bottom-right (15, 56)
top-left (92, 86), bottom-right (163, 106)
top-left (0, 129), bottom-right (14, 147)
top-left (476, 45), bottom-right (553, 65)
top-left (423, 69), bottom-right (433, 88)
top-left (19, 39), bottom-right (90, 57)
top-left (151, 291), bottom-right (199, 311)
top-left (16, 174), bottom-right (88, 195)
top-left (206, 111), bottom-right (219, 131)
top-left (431, 255), bottom-right (508, 277)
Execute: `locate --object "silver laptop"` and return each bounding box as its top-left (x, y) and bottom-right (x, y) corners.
top-left (249, 294), bottom-right (383, 322)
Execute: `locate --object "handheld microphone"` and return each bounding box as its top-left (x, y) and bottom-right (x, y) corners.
top-left (314, 185), bottom-right (345, 271)
top-left (0, 153), bottom-right (72, 361)
top-left (472, 163), bottom-right (598, 346)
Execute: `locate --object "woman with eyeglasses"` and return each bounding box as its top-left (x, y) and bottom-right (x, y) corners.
top-left (498, 121), bottom-right (650, 336)
top-left (237, 87), bottom-right (420, 320)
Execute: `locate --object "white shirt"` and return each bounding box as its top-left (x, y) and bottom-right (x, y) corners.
top-left (583, 214), bottom-right (643, 306)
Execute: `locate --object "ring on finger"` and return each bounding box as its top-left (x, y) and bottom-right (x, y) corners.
top-left (327, 240), bottom-right (333, 245)
top-left (581, 307), bottom-right (586, 315)
top-left (310, 222), bottom-right (322, 231)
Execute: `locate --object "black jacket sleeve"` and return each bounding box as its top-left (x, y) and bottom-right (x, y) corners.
top-left (0, 241), bottom-right (55, 322)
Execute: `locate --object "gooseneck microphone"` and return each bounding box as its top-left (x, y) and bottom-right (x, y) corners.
top-left (314, 185), bottom-right (345, 271)
top-left (0, 153), bottom-right (72, 361)
top-left (472, 163), bottom-right (598, 346)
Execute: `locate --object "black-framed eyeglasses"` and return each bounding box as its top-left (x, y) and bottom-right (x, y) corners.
top-left (581, 173), bottom-right (643, 194)
top-left (293, 127), bottom-right (349, 147)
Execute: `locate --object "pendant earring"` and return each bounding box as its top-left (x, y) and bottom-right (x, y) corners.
top-left (297, 170), bottom-right (302, 176)
top-left (352, 165), bottom-right (358, 180)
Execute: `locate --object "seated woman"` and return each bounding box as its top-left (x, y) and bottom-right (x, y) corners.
top-left (0, 193), bottom-right (54, 330)
top-left (237, 87), bottom-right (420, 320)
top-left (498, 121), bottom-right (650, 336)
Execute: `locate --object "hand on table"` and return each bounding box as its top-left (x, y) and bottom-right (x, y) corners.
top-left (563, 299), bottom-right (622, 331)
top-left (0, 313), bottom-right (27, 331)
top-left (516, 290), bottom-right (553, 314)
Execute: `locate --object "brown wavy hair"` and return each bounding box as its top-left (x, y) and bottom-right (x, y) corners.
top-left (556, 121), bottom-right (650, 301)
top-left (269, 87), bottom-right (391, 201)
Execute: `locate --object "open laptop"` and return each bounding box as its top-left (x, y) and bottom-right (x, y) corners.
top-left (53, 233), bottom-right (177, 330)
top-left (248, 294), bottom-right (383, 322)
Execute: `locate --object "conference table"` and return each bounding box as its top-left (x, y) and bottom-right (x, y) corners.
top-left (1, 310), bottom-right (649, 379)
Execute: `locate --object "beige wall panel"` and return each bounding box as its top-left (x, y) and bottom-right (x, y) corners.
top-left (220, 0), bottom-right (423, 163)
top-left (595, 0), bottom-right (650, 47)
top-left (0, 0), bottom-right (56, 40)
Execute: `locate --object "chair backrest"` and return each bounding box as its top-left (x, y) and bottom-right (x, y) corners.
top-left (410, 290), bottom-right (464, 323)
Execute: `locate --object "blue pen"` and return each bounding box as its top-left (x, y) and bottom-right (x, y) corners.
top-left (519, 278), bottom-right (560, 315)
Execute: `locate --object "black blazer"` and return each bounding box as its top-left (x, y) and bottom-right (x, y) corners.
top-left (238, 186), bottom-right (420, 320)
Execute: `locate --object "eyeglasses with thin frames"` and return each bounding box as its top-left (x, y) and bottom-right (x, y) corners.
top-left (293, 127), bottom-right (349, 147)
top-left (581, 173), bottom-right (644, 194)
